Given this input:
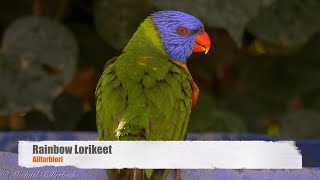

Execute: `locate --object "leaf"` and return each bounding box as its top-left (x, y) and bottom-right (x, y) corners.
top-left (248, 0), bottom-right (320, 47)
top-left (25, 110), bottom-right (52, 130)
top-left (280, 109), bottom-right (320, 139)
top-left (0, 16), bottom-right (78, 113)
top-left (189, 93), bottom-right (247, 132)
top-left (236, 56), bottom-right (293, 113)
top-left (235, 33), bottom-right (320, 113)
top-left (148, 0), bottom-right (275, 46)
top-left (94, 0), bottom-right (154, 50)
top-left (52, 94), bottom-right (83, 130)
top-left (67, 23), bottom-right (119, 72)
top-left (224, 94), bottom-right (268, 133)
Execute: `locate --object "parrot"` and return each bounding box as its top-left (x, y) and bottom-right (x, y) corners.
top-left (95, 10), bottom-right (211, 180)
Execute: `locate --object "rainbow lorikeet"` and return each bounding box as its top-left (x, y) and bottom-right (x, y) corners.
top-left (95, 11), bottom-right (210, 180)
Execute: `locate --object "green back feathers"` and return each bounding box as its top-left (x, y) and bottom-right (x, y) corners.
top-left (96, 55), bottom-right (192, 140)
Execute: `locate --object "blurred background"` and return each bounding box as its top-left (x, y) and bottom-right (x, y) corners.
top-left (0, 0), bottom-right (320, 140)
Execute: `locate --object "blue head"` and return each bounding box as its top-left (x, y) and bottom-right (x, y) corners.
top-left (151, 11), bottom-right (210, 63)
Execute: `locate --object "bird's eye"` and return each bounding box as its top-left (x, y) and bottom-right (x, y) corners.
top-left (176, 26), bottom-right (188, 36)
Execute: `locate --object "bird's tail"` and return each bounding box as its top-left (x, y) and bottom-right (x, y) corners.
top-left (107, 169), bottom-right (170, 180)
top-left (107, 169), bottom-right (144, 180)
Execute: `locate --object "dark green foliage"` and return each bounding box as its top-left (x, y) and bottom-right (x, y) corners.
top-left (280, 110), bottom-right (320, 139)
top-left (52, 94), bottom-right (83, 130)
top-left (94, 0), bottom-right (154, 50)
top-left (67, 23), bottom-right (119, 72)
top-left (0, 16), bottom-right (77, 114)
top-left (236, 33), bottom-right (320, 114)
top-left (189, 93), bottom-right (247, 132)
top-left (25, 110), bottom-right (52, 130)
top-left (224, 94), bottom-right (267, 133)
top-left (77, 106), bottom-right (98, 131)
top-left (248, 0), bottom-right (320, 47)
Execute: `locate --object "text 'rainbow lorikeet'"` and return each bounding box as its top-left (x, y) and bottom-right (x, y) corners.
top-left (96, 11), bottom-right (211, 180)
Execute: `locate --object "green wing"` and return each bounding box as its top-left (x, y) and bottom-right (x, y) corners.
top-left (96, 54), bottom-right (192, 141)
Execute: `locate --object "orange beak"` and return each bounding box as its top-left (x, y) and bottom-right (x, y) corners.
top-left (193, 31), bottom-right (211, 54)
